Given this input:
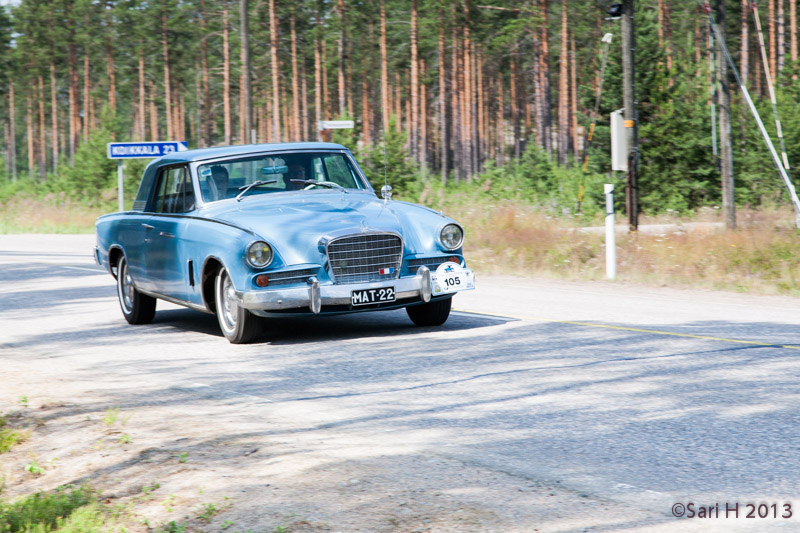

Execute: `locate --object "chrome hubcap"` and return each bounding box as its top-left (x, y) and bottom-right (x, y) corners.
top-left (219, 271), bottom-right (238, 331)
top-left (119, 261), bottom-right (134, 312)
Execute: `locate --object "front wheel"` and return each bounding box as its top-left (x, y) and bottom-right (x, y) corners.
top-left (117, 256), bottom-right (156, 324)
top-left (215, 267), bottom-right (261, 344)
top-left (406, 297), bottom-right (452, 327)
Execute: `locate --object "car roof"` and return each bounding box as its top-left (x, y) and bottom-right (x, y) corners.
top-left (154, 142), bottom-right (349, 165)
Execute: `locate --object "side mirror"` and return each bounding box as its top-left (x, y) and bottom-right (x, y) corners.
top-left (381, 185), bottom-right (393, 201)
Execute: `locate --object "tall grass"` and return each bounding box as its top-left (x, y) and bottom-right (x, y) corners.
top-left (0, 194), bottom-right (107, 234)
top-left (438, 199), bottom-right (800, 295)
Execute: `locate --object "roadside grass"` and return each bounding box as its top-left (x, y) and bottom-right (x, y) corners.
top-left (0, 194), bottom-right (106, 234)
top-left (0, 485), bottom-right (116, 532)
top-left (3, 187), bottom-right (800, 295)
top-left (438, 199), bottom-right (800, 295)
top-left (0, 417), bottom-right (30, 455)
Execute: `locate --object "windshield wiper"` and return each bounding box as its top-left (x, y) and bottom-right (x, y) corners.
top-left (236, 180), bottom-right (278, 201)
top-left (290, 179), bottom-right (348, 192)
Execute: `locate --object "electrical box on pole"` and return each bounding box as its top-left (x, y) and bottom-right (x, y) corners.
top-left (610, 109), bottom-right (628, 171)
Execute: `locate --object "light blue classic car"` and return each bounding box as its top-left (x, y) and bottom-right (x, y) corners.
top-left (95, 142), bottom-right (475, 343)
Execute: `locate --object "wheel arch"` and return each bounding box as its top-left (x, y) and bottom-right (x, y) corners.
top-left (201, 256), bottom-right (226, 313)
top-left (108, 246), bottom-right (126, 279)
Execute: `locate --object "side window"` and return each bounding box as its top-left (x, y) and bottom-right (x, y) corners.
top-left (153, 166), bottom-right (194, 214)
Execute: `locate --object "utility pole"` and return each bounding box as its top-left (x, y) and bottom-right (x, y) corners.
top-left (621, 0), bottom-right (639, 231)
top-left (715, 0), bottom-right (736, 229)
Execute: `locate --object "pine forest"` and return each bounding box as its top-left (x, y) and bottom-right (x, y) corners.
top-left (2, 0), bottom-right (800, 216)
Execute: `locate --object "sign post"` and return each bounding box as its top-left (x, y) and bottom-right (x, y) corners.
top-left (107, 141), bottom-right (188, 212)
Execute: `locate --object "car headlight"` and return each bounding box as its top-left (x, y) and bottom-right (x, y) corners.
top-left (246, 241), bottom-right (273, 268)
top-left (439, 224), bottom-right (464, 250)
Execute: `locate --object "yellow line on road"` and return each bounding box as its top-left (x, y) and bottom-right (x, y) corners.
top-left (453, 309), bottom-right (800, 351)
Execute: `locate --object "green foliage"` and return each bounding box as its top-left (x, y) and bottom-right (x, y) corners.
top-left (54, 128), bottom-right (117, 204)
top-left (0, 418), bottom-right (28, 454)
top-left (0, 486), bottom-right (98, 532)
top-left (359, 117), bottom-right (418, 197)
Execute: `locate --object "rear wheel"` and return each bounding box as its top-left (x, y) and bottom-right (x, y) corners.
top-left (406, 297), bottom-right (452, 327)
top-left (215, 267), bottom-right (261, 344)
top-left (117, 256), bottom-right (156, 324)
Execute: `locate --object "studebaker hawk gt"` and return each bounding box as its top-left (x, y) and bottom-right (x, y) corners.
top-left (95, 142), bottom-right (475, 343)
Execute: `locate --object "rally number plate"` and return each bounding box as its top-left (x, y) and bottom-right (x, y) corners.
top-left (351, 287), bottom-right (396, 306)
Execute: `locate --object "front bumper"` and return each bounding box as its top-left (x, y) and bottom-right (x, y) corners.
top-left (235, 266), bottom-right (475, 313)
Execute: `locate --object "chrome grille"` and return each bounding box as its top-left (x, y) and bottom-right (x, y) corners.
top-left (267, 268), bottom-right (316, 286)
top-left (327, 233), bottom-right (402, 284)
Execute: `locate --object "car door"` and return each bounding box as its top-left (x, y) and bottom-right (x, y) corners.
top-left (147, 165), bottom-right (195, 299)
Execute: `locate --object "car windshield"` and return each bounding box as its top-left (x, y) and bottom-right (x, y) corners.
top-left (197, 152), bottom-right (365, 203)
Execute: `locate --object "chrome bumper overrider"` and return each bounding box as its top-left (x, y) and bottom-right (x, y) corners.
top-left (235, 266), bottom-right (475, 313)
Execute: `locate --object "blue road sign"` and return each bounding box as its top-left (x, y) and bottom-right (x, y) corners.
top-left (107, 141), bottom-right (189, 159)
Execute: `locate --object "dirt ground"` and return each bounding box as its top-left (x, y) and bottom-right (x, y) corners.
top-left (0, 381), bottom-right (635, 533)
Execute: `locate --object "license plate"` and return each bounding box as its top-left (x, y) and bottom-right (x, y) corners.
top-left (351, 287), bottom-right (396, 306)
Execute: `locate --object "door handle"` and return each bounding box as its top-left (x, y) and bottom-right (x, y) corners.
top-left (142, 223), bottom-right (154, 230)
top-left (159, 231), bottom-right (175, 238)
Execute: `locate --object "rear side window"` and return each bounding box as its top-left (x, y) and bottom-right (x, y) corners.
top-left (153, 166), bottom-right (195, 213)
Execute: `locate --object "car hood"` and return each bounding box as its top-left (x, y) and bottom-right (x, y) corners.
top-left (200, 190), bottom-right (452, 266)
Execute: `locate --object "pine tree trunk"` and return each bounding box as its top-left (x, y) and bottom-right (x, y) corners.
top-left (558, 0), bottom-right (568, 166)
top-left (420, 58), bottom-right (428, 170)
top-left (778, 0), bottom-right (785, 72)
top-left (530, 0), bottom-right (543, 150)
top-left (241, 0), bottom-right (252, 143)
top-left (26, 92), bottom-right (34, 176)
top-left (792, 0), bottom-right (798, 79)
top-left (495, 74), bottom-right (503, 164)
top-left (394, 71), bottom-right (402, 132)
top-left (663, 1), bottom-right (673, 83)
top-left (410, 0), bottom-right (419, 163)
top-left (361, 62), bottom-right (370, 146)
top-left (451, 10), bottom-right (462, 181)
top-left (83, 13), bottom-right (91, 143)
top-left (290, 10), bottom-right (300, 142)
top-left (67, 0), bottom-right (79, 161)
top-left (269, 0), bottom-right (280, 141)
top-left (570, 33), bottom-right (579, 161)
top-left (510, 56), bottom-right (519, 160)
top-left (301, 60), bottom-right (309, 139)
top-left (438, 9), bottom-right (448, 182)
top-left (222, 0), bottom-right (231, 144)
top-left (148, 79), bottom-right (159, 140)
top-left (37, 76), bottom-right (46, 178)
top-left (540, 0), bottom-right (552, 155)
top-left (475, 49), bottom-right (483, 172)
top-left (337, 0), bottom-right (346, 117)
top-left (138, 47), bottom-right (146, 140)
top-left (105, 0), bottom-right (116, 115)
top-left (463, 0), bottom-right (474, 180)
top-left (769, 0), bottom-right (776, 78)
top-left (741, 0), bottom-right (749, 86)
top-left (162, 8), bottom-right (173, 141)
top-left (315, 10), bottom-right (322, 140)
top-left (200, 0), bottom-right (209, 145)
top-left (9, 82), bottom-right (16, 181)
top-left (49, 60), bottom-right (58, 169)
top-left (322, 37), bottom-right (330, 121)
top-left (380, 0), bottom-right (389, 130)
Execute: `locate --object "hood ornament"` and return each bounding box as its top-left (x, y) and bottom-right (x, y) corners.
top-left (360, 219), bottom-right (369, 232)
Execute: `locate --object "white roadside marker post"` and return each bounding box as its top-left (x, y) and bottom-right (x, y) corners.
top-left (605, 183), bottom-right (616, 280)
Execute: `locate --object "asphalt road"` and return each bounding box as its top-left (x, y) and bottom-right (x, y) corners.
top-left (2, 234), bottom-right (800, 531)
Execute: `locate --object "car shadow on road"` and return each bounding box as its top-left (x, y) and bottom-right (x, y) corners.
top-left (151, 307), bottom-right (513, 344)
